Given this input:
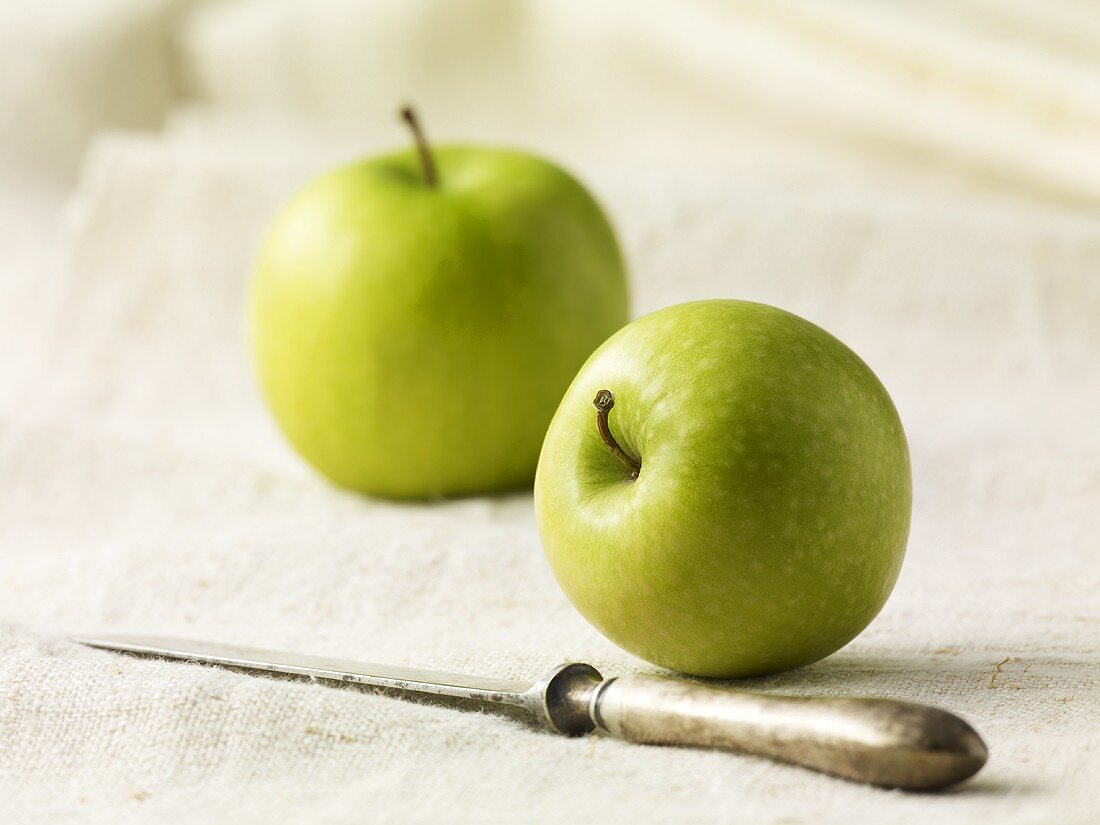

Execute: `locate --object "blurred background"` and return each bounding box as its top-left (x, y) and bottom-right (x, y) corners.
top-left (6, 0), bottom-right (1100, 204)
top-left (3, 0), bottom-right (1098, 452)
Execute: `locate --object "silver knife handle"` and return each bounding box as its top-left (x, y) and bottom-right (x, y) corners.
top-left (589, 674), bottom-right (987, 790)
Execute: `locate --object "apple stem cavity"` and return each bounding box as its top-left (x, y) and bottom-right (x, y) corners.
top-left (593, 389), bottom-right (640, 479)
top-left (399, 105), bottom-right (439, 188)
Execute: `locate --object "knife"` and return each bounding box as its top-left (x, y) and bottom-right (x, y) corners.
top-left (72, 634), bottom-right (987, 790)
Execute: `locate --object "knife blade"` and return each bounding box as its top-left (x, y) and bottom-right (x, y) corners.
top-left (73, 634), bottom-right (987, 790)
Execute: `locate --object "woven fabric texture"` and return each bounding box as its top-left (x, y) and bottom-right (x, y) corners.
top-left (0, 134), bottom-right (1097, 823)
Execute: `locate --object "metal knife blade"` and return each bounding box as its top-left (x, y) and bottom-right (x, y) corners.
top-left (73, 633), bottom-right (532, 704)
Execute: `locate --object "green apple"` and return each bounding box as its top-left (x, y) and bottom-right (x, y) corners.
top-left (250, 109), bottom-right (628, 498)
top-left (535, 300), bottom-right (911, 678)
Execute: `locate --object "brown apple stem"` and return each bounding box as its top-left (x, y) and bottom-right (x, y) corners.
top-left (399, 105), bottom-right (438, 188)
top-left (593, 389), bottom-right (640, 479)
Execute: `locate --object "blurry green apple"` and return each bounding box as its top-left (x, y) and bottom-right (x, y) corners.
top-left (250, 109), bottom-right (628, 498)
top-left (535, 300), bottom-right (911, 678)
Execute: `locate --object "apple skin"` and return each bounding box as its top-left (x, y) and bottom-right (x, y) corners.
top-left (250, 146), bottom-right (628, 498)
top-left (534, 300), bottom-right (911, 678)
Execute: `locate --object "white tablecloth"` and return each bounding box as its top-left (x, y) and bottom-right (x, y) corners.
top-left (0, 133), bottom-right (1096, 823)
top-left (2, 1), bottom-right (1099, 822)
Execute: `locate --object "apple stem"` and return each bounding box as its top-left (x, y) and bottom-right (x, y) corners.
top-left (399, 105), bottom-right (438, 188)
top-left (593, 390), bottom-right (640, 479)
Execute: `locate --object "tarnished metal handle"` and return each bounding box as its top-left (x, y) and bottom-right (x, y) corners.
top-left (589, 674), bottom-right (988, 790)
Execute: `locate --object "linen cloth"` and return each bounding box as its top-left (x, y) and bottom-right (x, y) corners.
top-left (2, 0), bottom-right (1100, 822)
top-left (1, 134), bottom-right (1097, 824)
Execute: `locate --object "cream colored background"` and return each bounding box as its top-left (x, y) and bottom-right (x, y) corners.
top-left (1, 1), bottom-right (1098, 823)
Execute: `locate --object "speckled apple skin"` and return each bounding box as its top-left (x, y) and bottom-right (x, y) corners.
top-left (251, 146), bottom-right (628, 499)
top-left (534, 300), bottom-right (911, 678)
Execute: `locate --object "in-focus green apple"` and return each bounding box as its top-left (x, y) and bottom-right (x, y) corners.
top-left (250, 109), bottom-right (628, 498)
top-left (535, 300), bottom-right (911, 678)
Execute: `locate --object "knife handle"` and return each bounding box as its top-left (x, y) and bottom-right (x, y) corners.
top-left (589, 674), bottom-right (987, 790)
